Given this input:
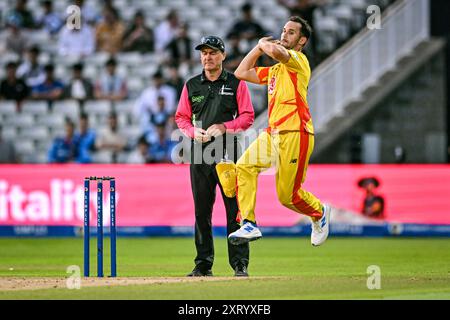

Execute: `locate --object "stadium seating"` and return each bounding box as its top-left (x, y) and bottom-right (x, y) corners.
top-left (0, 0), bottom-right (397, 163)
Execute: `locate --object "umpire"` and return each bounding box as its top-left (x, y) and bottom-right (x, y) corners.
top-left (175, 36), bottom-right (255, 277)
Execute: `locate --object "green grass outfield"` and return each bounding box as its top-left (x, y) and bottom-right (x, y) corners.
top-left (0, 237), bottom-right (449, 300)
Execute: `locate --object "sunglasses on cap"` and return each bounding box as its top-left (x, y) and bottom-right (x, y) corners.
top-left (195, 36), bottom-right (225, 52)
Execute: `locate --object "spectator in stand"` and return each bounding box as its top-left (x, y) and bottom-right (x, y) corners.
top-left (58, 22), bottom-right (95, 57)
top-left (127, 135), bottom-right (151, 164)
top-left (48, 118), bottom-right (79, 163)
top-left (17, 46), bottom-right (45, 87)
top-left (31, 64), bottom-right (64, 103)
top-left (143, 96), bottom-right (172, 145)
top-left (95, 6), bottom-right (125, 55)
top-left (224, 32), bottom-right (246, 72)
top-left (394, 145), bottom-right (407, 164)
top-left (1, 17), bottom-right (30, 55)
top-left (165, 23), bottom-right (193, 69)
top-left (95, 112), bottom-right (127, 163)
top-left (76, 113), bottom-right (96, 163)
top-left (99, 0), bottom-right (117, 20)
top-left (94, 57), bottom-right (128, 101)
top-left (134, 70), bottom-right (176, 135)
top-left (154, 9), bottom-right (180, 53)
top-left (63, 63), bottom-right (93, 105)
top-left (122, 10), bottom-right (154, 53)
top-left (166, 65), bottom-right (184, 98)
top-left (74, 0), bottom-right (100, 25)
top-left (226, 3), bottom-right (266, 51)
top-left (0, 125), bottom-right (19, 164)
top-left (151, 96), bottom-right (172, 126)
top-left (37, 0), bottom-right (63, 36)
top-left (149, 124), bottom-right (175, 163)
top-left (5, 0), bottom-right (35, 29)
top-left (0, 62), bottom-right (30, 112)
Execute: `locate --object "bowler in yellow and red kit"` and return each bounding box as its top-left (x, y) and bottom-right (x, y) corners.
top-left (228, 16), bottom-right (331, 247)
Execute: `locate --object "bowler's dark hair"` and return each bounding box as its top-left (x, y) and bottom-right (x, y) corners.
top-left (289, 16), bottom-right (313, 39)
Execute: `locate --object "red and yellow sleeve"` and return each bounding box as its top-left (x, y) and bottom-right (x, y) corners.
top-left (255, 67), bottom-right (270, 85)
top-left (284, 50), bottom-right (309, 75)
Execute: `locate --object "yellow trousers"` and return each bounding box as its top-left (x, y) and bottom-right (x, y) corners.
top-left (236, 131), bottom-right (323, 223)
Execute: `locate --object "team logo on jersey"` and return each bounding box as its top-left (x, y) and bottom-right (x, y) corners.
top-left (192, 95), bottom-right (205, 103)
top-left (268, 76), bottom-right (276, 95)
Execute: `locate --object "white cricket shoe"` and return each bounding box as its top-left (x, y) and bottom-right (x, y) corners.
top-left (311, 204), bottom-right (331, 246)
top-left (228, 221), bottom-right (262, 245)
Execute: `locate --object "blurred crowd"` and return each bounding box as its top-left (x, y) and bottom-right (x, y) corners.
top-left (0, 0), bottom-right (202, 164)
top-left (0, 0), bottom-right (379, 164)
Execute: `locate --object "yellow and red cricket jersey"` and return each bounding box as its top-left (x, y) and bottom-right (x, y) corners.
top-left (255, 50), bottom-right (314, 134)
top-left (235, 50), bottom-right (323, 223)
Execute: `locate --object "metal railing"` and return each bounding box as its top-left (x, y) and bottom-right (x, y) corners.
top-left (250, 0), bottom-right (430, 133)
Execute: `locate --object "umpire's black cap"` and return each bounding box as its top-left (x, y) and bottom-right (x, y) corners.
top-left (195, 36), bottom-right (225, 52)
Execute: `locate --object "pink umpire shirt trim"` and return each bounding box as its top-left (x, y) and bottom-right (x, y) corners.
top-left (175, 84), bottom-right (195, 139)
top-left (223, 80), bottom-right (255, 133)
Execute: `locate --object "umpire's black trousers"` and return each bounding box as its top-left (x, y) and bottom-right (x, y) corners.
top-left (190, 163), bottom-right (249, 271)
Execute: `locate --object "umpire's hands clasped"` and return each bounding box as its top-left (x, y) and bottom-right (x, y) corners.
top-left (194, 127), bottom-right (211, 143)
top-left (206, 124), bottom-right (226, 138)
top-left (194, 124), bottom-right (226, 143)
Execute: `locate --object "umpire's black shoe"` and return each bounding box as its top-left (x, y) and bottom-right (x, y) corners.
top-left (234, 265), bottom-right (249, 277)
top-left (187, 267), bottom-right (213, 277)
